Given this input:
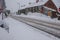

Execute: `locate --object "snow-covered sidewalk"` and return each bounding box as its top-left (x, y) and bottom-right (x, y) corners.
top-left (3, 17), bottom-right (60, 40)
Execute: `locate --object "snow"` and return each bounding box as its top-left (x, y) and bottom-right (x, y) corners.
top-left (52, 0), bottom-right (60, 8)
top-left (43, 6), bottom-right (56, 11)
top-left (1, 0), bottom-right (60, 40)
top-left (5, 0), bottom-right (48, 12)
top-left (51, 0), bottom-right (60, 13)
top-left (5, 0), bottom-right (36, 12)
top-left (20, 0), bottom-right (48, 10)
top-left (14, 12), bottom-right (60, 25)
top-left (5, 0), bottom-right (60, 13)
top-left (0, 13), bottom-right (12, 40)
top-left (0, 17), bottom-right (3, 25)
top-left (0, 13), bottom-right (3, 25)
top-left (0, 27), bottom-right (11, 40)
top-left (3, 17), bottom-right (59, 40)
top-left (0, 13), bottom-right (7, 25)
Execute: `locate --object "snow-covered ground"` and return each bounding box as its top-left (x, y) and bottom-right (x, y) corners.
top-left (0, 13), bottom-right (12, 40)
top-left (13, 12), bottom-right (60, 25)
top-left (0, 12), bottom-right (59, 40)
top-left (0, 27), bottom-right (12, 40)
top-left (3, 17), bottom-right (59, 40)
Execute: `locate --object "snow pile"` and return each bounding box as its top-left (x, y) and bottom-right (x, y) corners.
top-left (3, 17), bottom-right (59, 40)
top-left (3, 21), bottom-right (9, 32)
top-left (0, 13), bottom-right (9, 33)
top-left (0, 13), bottom-right (7, 25)
top-left (0, 14), bottom-right (13, 40)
